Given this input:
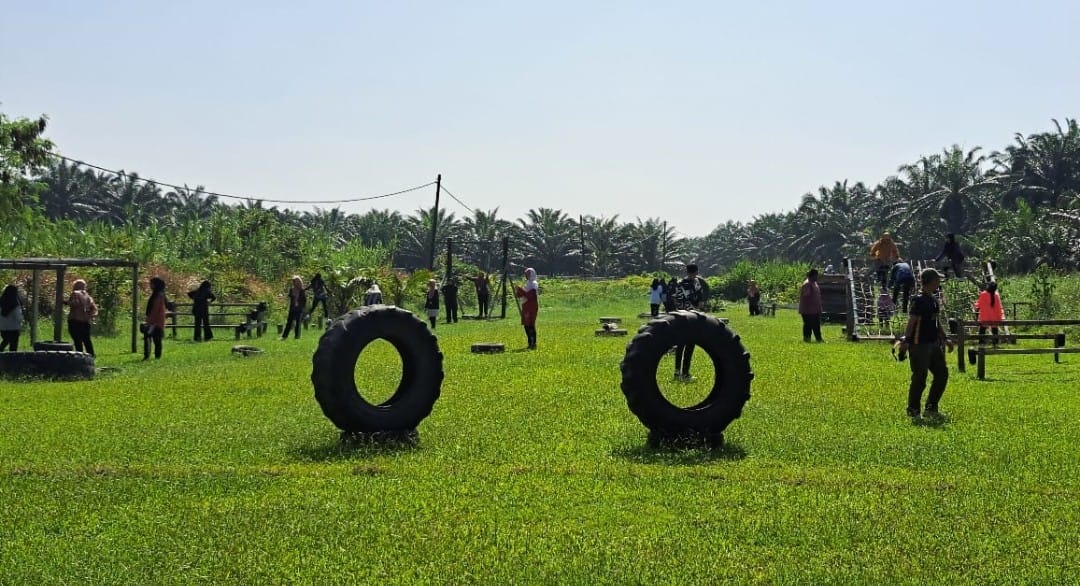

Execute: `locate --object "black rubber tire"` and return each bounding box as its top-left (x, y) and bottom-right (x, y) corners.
top-left (595, 329), bottom-right (628, 336)
top-left (231, 345), bottom-right (263, 356)
top-left (33, 341), bottom-right (76, 352)
top-left (311, 304), bottom-right (443, 433)
top-left (619, 310), bottom-right (752, 436)
top-left (0, 351), bottom-right (96, 380)
top-left (471, 342), bottom-right (505, 354)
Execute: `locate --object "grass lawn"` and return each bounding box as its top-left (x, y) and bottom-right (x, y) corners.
top-left (1, 287), bottom-right (1078, 584)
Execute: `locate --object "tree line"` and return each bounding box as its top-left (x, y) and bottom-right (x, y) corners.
top-left (3, 111), bottom-right (1079, 280)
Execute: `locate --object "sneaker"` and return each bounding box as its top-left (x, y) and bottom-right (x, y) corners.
top-left (906, 407), bottom-right (920, 418)
top-left (922, 407), bottom-right (942, 420)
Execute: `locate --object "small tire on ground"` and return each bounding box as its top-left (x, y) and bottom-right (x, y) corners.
top-left (0, 351), bottom-right (95, 381)
top-left (595, 328), bottom-right (628, 336)
top-left (471, 342), bottom-right (505, 354)
top-left (231, 345), bottom-right (263, 357)
top-left (311, 304), bottom-right (443, 434)
top-left (33, 341), bottom-right (76, 352)
top-left (620, 310), bottom-right (752, 437)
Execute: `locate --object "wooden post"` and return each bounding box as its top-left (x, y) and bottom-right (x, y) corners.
top-left (977, 347), bottom-right (986, 380)
top-left (30, 270), bottom-right (40, 344)
top-left (1054, 331), bottom-right (1066, 364)
top-left (445, 238), bottom-right (453, 283)
top-left (500, 236), bottom-right (509, 319)
top-left (843, 258), bottom-right (857, 340)
top-left (131, 264), bottom-right (139, 353)
top-left (956, 317), bottom-right (966, 373)
top-left (53, 267), bottom-right (66, 342)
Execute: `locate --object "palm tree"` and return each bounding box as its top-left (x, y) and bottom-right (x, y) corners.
top-left (998, 118), bottom-right (1080, 210)
top-left (398, 207), bottom-right (459, 270)
top-left (459, 208), bottom-right (515, 271)
top-left (165, 184), bottom-right (219, 225)
top-left (625, 217), bottom-right (683, 273)
top-left (353, 208), bottom-right (404, 249)
top-left (786, 181), bottom-right (874, 265)
top-left (516, 208), bottom-right (577, 276)
top-left (904, 145), bottom-right (1001, 235)
top-left (580, 215), bottom-right (631, 277)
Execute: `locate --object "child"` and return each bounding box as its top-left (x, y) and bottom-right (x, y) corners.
top-left (897, 268), bottom-right (953, 419)
top-left (971, 281), bottom-right (1005, 362)
top-left (877, 290), bottom-right (895, 328)
top-left (747, 279), bottom-right (761, 316)
top-left (424, 279), bottom-right (439, 329)
top-left (307, 273), bottom-right (329, 321)
top-left (514, 268), bottom-right (539, 349)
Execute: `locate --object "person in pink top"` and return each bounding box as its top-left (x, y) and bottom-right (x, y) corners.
top-left (66, 279), bottom-right (98, 355)
top-left (798, 269), bottom-right (823, 342)
top-left (144, 276), bottom-right (168, 360)
top-left (973, 280), bottom-right (1005, 346)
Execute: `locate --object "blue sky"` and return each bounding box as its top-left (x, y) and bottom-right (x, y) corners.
top-left (3, 1), bottom-right (1079, 237)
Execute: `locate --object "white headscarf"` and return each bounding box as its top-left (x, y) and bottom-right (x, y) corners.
top-left (523, 268), bottom-right (538, 292)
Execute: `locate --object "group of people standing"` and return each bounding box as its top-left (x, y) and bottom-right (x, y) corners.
top-left (423, 272), bottom-right (494, 330)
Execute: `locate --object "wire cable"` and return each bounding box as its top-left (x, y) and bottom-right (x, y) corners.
top-left (51, 153), bottom-right (437, 205)
top-left (439, 184), bottom-right (475, 215)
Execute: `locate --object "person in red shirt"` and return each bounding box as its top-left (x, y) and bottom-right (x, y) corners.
top-left (144, 276), bottom-right (168, 360)
top-left (514, 268), bottom-right (539, 350)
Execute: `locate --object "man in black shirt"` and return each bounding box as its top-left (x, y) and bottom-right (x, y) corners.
top-left (898, 268), bottom-right (953, 419)
top-left (673, 264), bottom-right (709, 381)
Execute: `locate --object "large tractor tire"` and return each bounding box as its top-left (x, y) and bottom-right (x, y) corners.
top-left (0, 351), bottom-right (96, 381)
top-left (311, 305), bottom-right (443, 433)
top-left (619, 310), bottom-right (752, 438)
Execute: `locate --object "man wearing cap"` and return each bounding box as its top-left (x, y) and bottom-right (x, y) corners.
top-left (898, 268), bottom-right (953, 419)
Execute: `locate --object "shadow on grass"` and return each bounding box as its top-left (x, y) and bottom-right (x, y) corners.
top-left (295, 430), bottom-right (420, 462)
top-left (612, 439), bottom-right (747, 465)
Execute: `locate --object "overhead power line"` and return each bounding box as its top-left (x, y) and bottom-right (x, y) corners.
top-left (51, 152), bottom-right (437, 205)
top-left (438, 184), bottom-right (475, 215)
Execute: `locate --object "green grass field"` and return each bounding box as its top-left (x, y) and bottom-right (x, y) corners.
top-left (2, 288), bottom-right (1078, 584)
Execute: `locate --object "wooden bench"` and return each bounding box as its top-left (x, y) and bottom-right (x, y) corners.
top-left (167, 302), bottom-right (269, 340)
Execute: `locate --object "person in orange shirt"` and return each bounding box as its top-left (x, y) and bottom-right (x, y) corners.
top-left (869, 232), bottom-right (901, 288)
top-left (144, 276), bottom-right (168, 360)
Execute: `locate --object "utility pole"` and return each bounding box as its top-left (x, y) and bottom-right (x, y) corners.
top-left (427, 174), bottom-right (441, 271)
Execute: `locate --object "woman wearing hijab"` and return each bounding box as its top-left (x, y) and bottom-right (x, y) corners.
top-left (514, 268), bottom-right (539, 349)
top-left (144, 276), bottom-right (168, 360)
top-left (67, 279), bottom-right (99, 356)
top-left (187, 280), bottom-right (216, 342)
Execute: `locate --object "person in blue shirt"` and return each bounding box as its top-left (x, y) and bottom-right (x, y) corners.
top-left (889, 260), bottom-right (916, 313)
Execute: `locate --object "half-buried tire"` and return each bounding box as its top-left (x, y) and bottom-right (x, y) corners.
top-left (33, 341), bottom-right (75, 352)
top-left (0, 351), bottom-right (95, 380)
top-left (311, 304), bottom-right (443, 433)
top-left (619, 310), bottom-right (752, 438)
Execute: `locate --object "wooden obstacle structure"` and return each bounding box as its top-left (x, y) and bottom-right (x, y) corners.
top-left (956, 318), bottom-right (1080, 379)
top-left (168, 301), bottom-right (269, 340)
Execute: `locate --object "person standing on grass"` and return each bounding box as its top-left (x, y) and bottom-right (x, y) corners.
top-left (898, 268), bottom-right (953, 419)
top-left (66, 279), bottom-right (98, 356)
top-left (514, 268), bottom-right (540, 349)
top-left (799, 269), bottom-right (824, 343)
top-left (0, 284), bottom-right (25, 352)
top-left (747, 279), bottom-right (762, 316)
top-left (187, 280), bottom-right (216, 342)
top-left (442, 277), bottom-right (459, 324)
top-left (470, 272), bottom-right (491, 318)
top-left (970, 280), bottom-right (1005, 364)
top-left (144, 277), bottom-right (168, 360)
top-left (281, 276), bottom-right (306, 340)
top-left (424, 279), bottom-right (440, 329)
top-left (663, 277), bottom-right (678, 313)
top-left (672, 263), bottom-right (708, 380)
top-left (306, 272), bottom-right (329, 321)
top-left (648, 278), bottom-right (663, 317)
